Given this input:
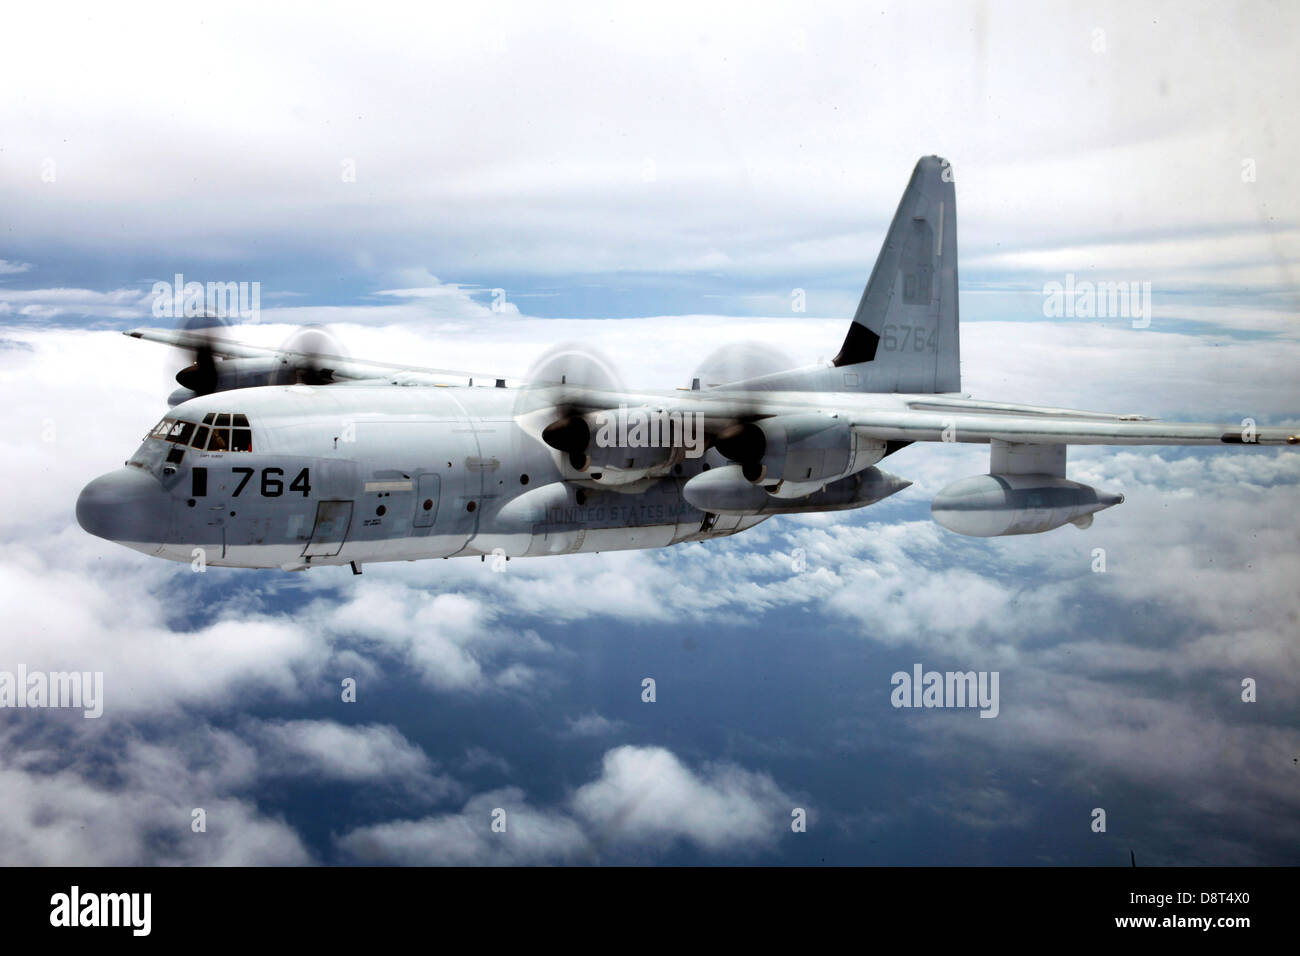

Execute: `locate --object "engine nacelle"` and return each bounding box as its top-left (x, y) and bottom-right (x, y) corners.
top-left (586, 405), bottom-right (681, 473)
top-left (683, 463), bottom-right (911, 515)
top-left (713, 414), bottom-right (885, 485)
top-left (931, 474), bottom-right (1124, 537)
top-left (175, 355), bottom-right (344, 398)
top-left (542, 407), bottom-right (682, 485)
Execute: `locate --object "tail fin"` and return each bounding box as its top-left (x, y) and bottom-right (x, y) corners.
top-left (833, 155), bottom-right (960, 393)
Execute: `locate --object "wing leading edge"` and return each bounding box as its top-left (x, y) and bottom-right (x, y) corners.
top-left (846, 409), bottom-right (1298, 446)
top-left (124, 327), bottom-right (515, 387)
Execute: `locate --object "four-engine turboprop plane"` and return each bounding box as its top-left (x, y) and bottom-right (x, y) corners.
top-left (77, 156), bottom-right (1298, 570)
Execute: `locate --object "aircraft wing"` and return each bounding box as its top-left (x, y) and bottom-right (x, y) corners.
top-left (124, 327), bottom-right (516, 386)
top-left (525, 383), bottom-right (1298, 447)
top-left (845, 409), bottom-right (1299, 446)
top-left (608, 390), bottom-right (1298, 448)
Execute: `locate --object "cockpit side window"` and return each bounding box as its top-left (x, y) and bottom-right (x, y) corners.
top-left (148, 414), bottom-right (253, 452)
top-left (202, 412), bottom-right (230, 451)
top-left (231, 414), bottom-right (252, 451)
top-left (163, 420), bottom-right (195, 445)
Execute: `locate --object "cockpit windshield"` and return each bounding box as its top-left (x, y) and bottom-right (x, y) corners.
top-left (147, 413), bottom-right (252, 452)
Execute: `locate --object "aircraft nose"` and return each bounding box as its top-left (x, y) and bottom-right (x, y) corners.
top-left (76, 467), bottom-right (167, 544)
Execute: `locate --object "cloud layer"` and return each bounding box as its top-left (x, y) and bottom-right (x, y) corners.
top-left (2, 306), bottom-right (1296, 864)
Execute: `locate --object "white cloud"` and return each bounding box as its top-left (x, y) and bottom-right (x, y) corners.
top-left (0, 726), bottom-right (313, 865)
top-left (337, 745), bottom-right (796, 863)
top-left (0, 3), bottom-right (1296, 290)
top-left (250, 719), bottom-right (450, 790)
top-left (564, 713), bottom-right (627, 738)
top-left (571, 746), bottom-right (794, 854)
top-left (337, 788), bottom-right (588, 865)
top-left (2, 309), bottom-right (1298, 863)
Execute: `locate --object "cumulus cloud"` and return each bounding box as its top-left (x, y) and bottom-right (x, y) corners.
top-left (319, 583), bottom-right (554, 693)
top-left (0, 724), bottom-right (313, 865)
top-left (336, 787), bottom-right (588, 866)
top-left (2, 296), bottom-right (1299, 864)
top-left (563, 713), bottom-right (627, 738)
top-left (0, 715), bottom-right (458, 864)
top-left (570, 746), bottom-right (795, 854)
top-left (337, 745), bottom-right (796, 864)
top-left (249, 719), bottom-right (453, 793)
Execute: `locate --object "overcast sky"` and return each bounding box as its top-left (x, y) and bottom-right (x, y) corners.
top-left (1, 0), bottom-right (1298, 865)
top-left (2, 0), bottom-right (1297, 311)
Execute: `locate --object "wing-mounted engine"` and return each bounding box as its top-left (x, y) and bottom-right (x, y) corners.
top-left (931, 440), bottom-right (1124, 536)
top-left (514, 344), bottom-right (690, 490)
top-left (167, 324), bottom-right (349, 406)
top-left (542, 405), bottom-right (686, 485)
top-left (711, 413), bottom-right (887, 497)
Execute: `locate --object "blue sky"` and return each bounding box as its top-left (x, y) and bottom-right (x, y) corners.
top-left (1, 0), bottom-right (1298, 865)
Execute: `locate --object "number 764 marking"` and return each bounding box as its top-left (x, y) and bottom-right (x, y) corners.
top-left (232, 467), bottom-right (311, 497)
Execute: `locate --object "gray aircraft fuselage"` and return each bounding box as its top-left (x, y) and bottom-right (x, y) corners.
top-left (77, 383), bottom-right (772, 570)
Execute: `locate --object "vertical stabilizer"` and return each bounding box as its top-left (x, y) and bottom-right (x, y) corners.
top-left (832, 155), bottom-right (960, 393)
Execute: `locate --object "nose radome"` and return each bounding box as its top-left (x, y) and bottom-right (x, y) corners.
top-left (76, 468), bottom-right (167, 544)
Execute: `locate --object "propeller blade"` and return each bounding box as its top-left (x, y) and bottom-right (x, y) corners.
top-left (171, 313), bottom-right (229, 397)
top-left (276, 324), bottom-right (349, 386)
top-left (688, 341), bottom-right (795, 474)
top-left (513, 343), bottom-right (626, 472)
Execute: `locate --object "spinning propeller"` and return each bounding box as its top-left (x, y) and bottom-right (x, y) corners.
top-left (687, 341), bottom-right (796, 482)
top-left (170, 314), bottom-right (229, 396)
top-left (512, 343), bottom-right (626, 471)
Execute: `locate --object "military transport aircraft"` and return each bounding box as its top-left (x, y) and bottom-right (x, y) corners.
top-left (77, 156), bottom-right (1297, 571)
